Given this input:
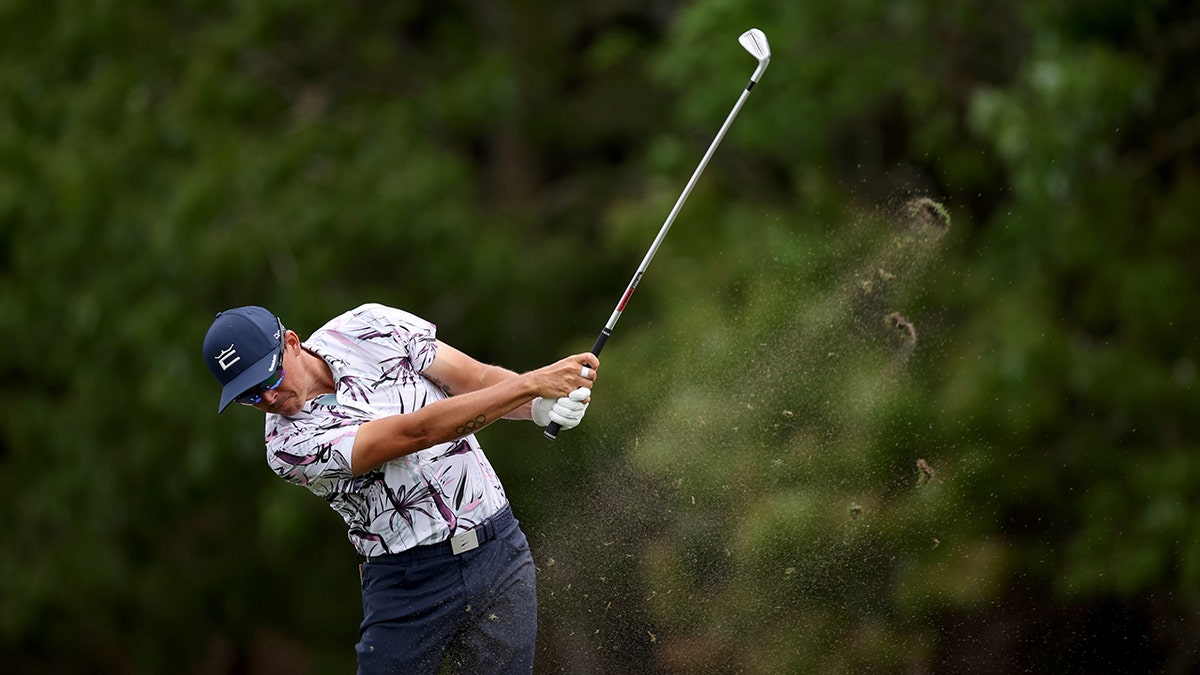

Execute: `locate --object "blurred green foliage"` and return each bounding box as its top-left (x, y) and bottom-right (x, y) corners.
top-left (2, 0), bottom-right (1197, 673)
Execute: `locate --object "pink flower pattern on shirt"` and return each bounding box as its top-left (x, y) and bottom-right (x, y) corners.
top-left (263, 304), bottom-right (508, 557)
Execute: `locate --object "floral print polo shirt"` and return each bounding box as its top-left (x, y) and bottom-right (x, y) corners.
top-left (264, 303), bottom-right (509, 557)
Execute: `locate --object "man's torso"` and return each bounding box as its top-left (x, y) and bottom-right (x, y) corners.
top-left (263, 303), bottom-right (508, 556)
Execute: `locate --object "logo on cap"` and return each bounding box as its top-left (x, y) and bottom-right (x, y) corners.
top-left (216, 345), bottom-right (241, 371)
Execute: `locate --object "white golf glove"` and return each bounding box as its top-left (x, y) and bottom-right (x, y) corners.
top-left (531, 387), bottom-right (591, 429)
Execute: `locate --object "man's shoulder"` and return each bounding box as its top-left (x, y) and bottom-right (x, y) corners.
top-left (303, 304), bottom-right (437, 372)
top-left (315, 303), bottom-right (388, 331)
top-left (312, 303), bottom-right (430, 336)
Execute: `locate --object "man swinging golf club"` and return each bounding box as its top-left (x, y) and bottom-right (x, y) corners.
top-left (202, 303), bottom-right (597, 673)
top-left (201, 25), bottom-right (769, 672)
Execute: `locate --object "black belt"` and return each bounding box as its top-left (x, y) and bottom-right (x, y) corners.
top-left (360, 504), bottom-right (514, 564)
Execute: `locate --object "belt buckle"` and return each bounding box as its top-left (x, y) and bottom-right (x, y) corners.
top-left (450, 529), bottom-right (479, 555)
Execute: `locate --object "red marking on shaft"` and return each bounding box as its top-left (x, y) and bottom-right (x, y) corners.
top-left (617, 287), bottom-right (636, 311)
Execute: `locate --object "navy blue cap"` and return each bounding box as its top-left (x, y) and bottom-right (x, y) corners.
top-left (202, 306), bottom-right (284, 413)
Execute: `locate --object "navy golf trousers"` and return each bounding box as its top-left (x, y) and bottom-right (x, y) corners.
top-left (355, 505), bottom-right (537, 674)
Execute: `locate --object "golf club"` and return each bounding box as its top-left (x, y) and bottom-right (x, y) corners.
top-left (546, 28), bottom-right (771, 440)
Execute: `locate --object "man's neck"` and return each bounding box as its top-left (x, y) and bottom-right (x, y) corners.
top-left (301, 347), bottom-right (337, 399)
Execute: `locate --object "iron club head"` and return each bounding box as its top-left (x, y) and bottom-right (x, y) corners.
top-left (738, 28), bottom-right (771, 83)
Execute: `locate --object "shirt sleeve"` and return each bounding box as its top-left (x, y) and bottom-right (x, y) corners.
top-left (356, 303), bottom-right (439, 374)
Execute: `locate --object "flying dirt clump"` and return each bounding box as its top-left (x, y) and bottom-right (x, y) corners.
top-left (887, 312), bottom-right (917, 349)
top-left (906, 197), bottom-right (951, 233)
top-left (915, 458), bottom-right (935, 486)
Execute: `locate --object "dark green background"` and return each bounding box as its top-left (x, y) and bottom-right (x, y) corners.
top-left (3, 0), bottom-right (1198, 672)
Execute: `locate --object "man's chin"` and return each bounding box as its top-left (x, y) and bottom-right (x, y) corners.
top-left (267, 400), bottom-right (302, 417)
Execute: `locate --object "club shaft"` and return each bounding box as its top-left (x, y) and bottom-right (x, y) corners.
top-left (603, 83), bottom-right (756, 335)
top-left (544, 77), bottom-right (762, 441)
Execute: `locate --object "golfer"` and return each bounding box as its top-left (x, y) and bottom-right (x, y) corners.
top-left (202, 303), bottom-right (598, 673)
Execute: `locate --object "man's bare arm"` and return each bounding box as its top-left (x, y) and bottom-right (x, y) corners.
top-left (349, 349), bottom-right (596, 475)
top-left (422, 341), bottom-right (535, 420)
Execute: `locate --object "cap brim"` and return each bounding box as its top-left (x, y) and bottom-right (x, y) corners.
top-left (217, 348), bottom-right (281, 413)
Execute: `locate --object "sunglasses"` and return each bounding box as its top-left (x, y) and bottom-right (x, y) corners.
top-left (235, 366), bottom-right (285, 406)
top-left (236, 323), bottom-right (287, 406)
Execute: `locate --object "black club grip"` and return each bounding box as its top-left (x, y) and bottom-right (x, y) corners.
top-left (543, 329), bottom-right (610, 441)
